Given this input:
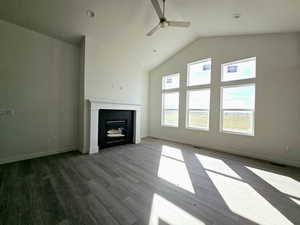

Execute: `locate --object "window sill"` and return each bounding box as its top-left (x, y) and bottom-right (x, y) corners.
top-left (186, 127), bottom-right (209, 132)
top-left (221, 130), bottom-right (254, 137)
top-left (161, 125), bottom-right (179, 128)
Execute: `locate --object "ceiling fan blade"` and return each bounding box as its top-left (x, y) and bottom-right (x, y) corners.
top-left (168, 21), bottom-right (191, 28)
top-left (151, 0), bottom-right (164, 19)
top-left (146, 23), bottom-right (161, 36)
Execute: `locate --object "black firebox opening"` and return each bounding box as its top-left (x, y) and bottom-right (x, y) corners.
top-left (98, 109), bottom-right (134, 149)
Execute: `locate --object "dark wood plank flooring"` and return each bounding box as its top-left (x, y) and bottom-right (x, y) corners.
top-left (0, 138), bottom-right (300, 225)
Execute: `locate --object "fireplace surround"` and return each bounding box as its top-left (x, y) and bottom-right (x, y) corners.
top-left (89, 99), bottom-right (142, 154)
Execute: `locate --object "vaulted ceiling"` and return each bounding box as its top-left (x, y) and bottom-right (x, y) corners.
top-left (1, 0), bottom-right (300, 70)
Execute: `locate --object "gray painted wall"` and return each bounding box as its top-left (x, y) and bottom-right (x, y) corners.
top-left (80, 36), bottom-right (149, 153)
top-left (0, 20), bottom-right (80, 163)
top-left (149, 33), bottom-right (300, 167)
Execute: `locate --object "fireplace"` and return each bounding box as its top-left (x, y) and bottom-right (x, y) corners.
top-left (88, 99), bottom-right (142, 154)
top-left (98, 109), bottom-right (134, 149)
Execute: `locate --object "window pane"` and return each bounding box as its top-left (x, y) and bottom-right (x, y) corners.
top-left (164, 92), bottom-right (179, 109)
top-left (222, 85), bottom-right (255, 110)
top-left (188, 59), bottom-right (211, 86)
top-left (188, 111), bottom-right (209, 129)
top-left (163, 74), bottom-right (180, 90)
top-left (188, 89), bottom-right (210, 109)
top-left (223, 111), bottom-right (253, 134)
top-left (187, 89), bottom-right (210, 129)
top-left (164, 110), bottom-right (179, 127)
top-left (162, 92), bottom-right (179, 127)
top-left (222, 58), bottom-right (256, 82)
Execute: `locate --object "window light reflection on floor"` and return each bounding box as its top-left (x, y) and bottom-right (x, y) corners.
top-left (290, 197), bottom-right (300, 206)
top-left (195, 154), bottom-right (293, 225)
top-left (148, 193), bottom-right (205, 225)
top-left (247, 166), bottom-right (300, 200)
top-left (195, 154), bottom-right (241, 179)
top-left (158, 145), bottom-right (195, 193)
top-left (161, 145), bottom-right (184, 161)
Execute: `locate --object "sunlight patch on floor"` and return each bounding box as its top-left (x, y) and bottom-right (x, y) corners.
top-left (247, 166), bottom-right (300, 199)
top-left (290, 197), bottom-right (300, 206)
top-left (161, 145), bottom-right (184, 161)
top-left (148, 193), bottom-right (205, 225)
top-left (158, 145), bottom-right (195, 193)
top-left (195, 154), bottom-right (241, 179)
top-left (195, 154), bottom-right (294, 225)
top-left (206, 171), bottom-right (293, 225)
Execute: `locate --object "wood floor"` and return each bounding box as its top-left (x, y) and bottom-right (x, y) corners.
top-left (0, 138), bottom-right (300, 225)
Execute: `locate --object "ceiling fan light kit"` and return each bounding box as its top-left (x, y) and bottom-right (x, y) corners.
top-left (147, 0), bottom-right (191, 36)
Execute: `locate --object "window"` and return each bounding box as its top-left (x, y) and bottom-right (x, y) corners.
top-left (221, 57), bottom-right (256, 136)
top-left (162, 73), bottom-right (180, 90)
top-left (162, 74), bottom-right (180, 127)
top-left (187, 59), bottom-right (211, 86)
top-left (222, 57), bottom-right (256, 82)
top-left (186, 58), bottom-right (211, 130)
top-left (187, 89), bottom-right (210, 130)
top-left (162, 92), bottom-right (179, 127)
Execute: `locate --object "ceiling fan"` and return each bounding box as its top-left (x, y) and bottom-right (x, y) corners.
top-left (147, 0), bottom-right (191, 36)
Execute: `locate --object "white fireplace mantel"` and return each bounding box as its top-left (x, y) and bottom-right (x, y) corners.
top-left (89, 99), bottom-right (142, 154)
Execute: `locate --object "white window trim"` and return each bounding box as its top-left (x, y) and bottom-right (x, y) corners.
top-left (186, 88), bottom-right (211, 131)
top-left (220, 83), bottom-right (256, 136)
top-left (161, 73), bottom-right (180, 128)
top-left (221, 57), bottom-right (256, 82)
top-left (187, 58), bottom-right (212, 87)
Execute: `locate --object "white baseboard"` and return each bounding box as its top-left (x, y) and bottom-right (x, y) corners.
top-left (0, 145), bottom-right (78, 165)
top-left (148, 136), bottom-right (300, 168)
top-left (141, 136), bottom-right (150, 139)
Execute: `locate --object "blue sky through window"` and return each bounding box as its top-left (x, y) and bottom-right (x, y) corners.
top-left (223, 85), bottom-right (255, 109)
top-left (163, 74), bottom-right (180, 90)
top-left (223, 58), bottom-right (255, 82)
top-left (188, 59), bottom-right (211, 86)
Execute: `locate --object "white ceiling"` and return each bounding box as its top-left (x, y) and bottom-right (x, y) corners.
top-left (0, 0), bottom-right (300, 70)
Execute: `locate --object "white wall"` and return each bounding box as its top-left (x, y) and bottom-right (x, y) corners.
top-left (80, 36), bottom-right (149, 153)
top-left (149, 33), bottom-right (300, 167)
top-left (0, 20), bottom-right (80, 164)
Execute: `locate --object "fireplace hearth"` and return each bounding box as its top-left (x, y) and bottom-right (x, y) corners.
top-left (98, 109), bottom-right (134, 149)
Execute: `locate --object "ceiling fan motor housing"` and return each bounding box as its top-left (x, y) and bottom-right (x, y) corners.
top-left (160, 18), bottom-right (168, 28)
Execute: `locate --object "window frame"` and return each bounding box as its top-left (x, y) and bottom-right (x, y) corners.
top-left (186, 88), bottom-right (210, 131)
top-left (187, 58), bottom-right (212, 87)
top-left (161, 74), bottom-right (180, 128)
top-left (221, 57), bottom-right (256, 82)
top-left (220, 83), bottom-right (256, 136)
